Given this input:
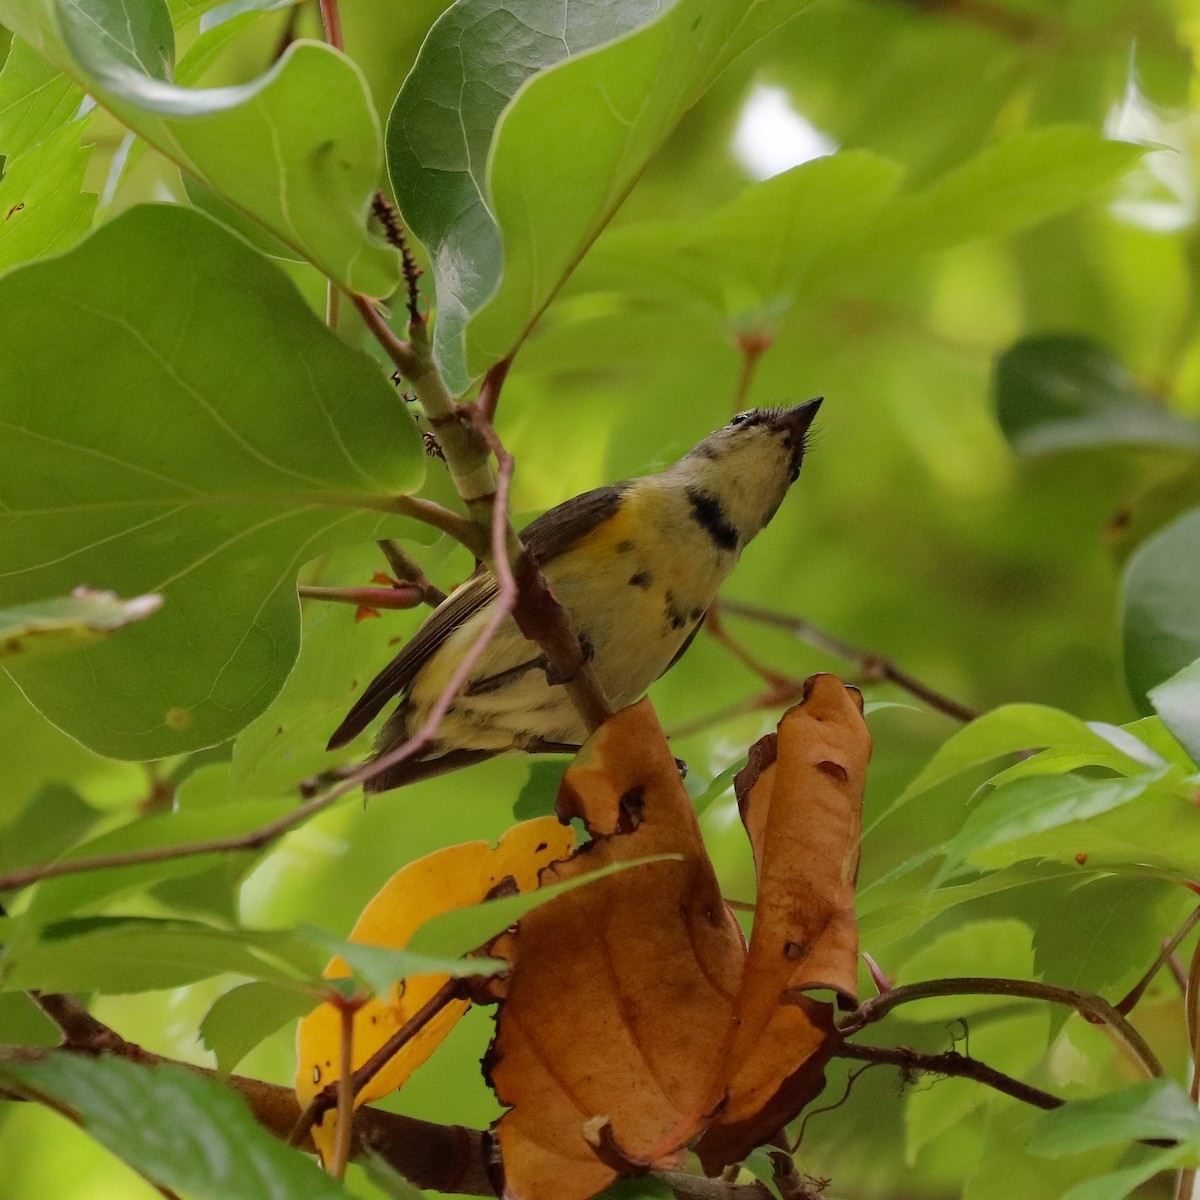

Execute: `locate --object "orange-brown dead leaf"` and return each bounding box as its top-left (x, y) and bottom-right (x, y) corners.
top-left (295, 815), bottom-right (574, 1162)
top-left (487, 699), bottom-right (747, 1200)
top-left (697, 673), bottom-right (870, 1172)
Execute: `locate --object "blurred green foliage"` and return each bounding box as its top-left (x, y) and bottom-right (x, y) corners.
top-left (2, 0), bottom-right (1200, 1197)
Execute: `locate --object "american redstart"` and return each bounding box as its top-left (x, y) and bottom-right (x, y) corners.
top-left (329, 399), bottom-right (821, 791)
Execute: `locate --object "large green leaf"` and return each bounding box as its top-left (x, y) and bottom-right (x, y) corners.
top-left (0, 0), bottom-right (397, 293)
top-left (0, 35), bottom-right (81, 157)
top-left (200, 980), bottom-right (327, 1076)
top-left (994, 336), bottom-right (1200, 457)
top-left (389, 0), bottom-right (809, 390)
top-left (0, 1052), bottom-right (353, 1199)
top-left (0, 204), bottom-right (426, 758)
top-left (567, 126), bottom-right (1140, 335)
top-left (1121, 505), bottom-right (1200, 710)
top-left (387, 0), bottom-right (667, 391)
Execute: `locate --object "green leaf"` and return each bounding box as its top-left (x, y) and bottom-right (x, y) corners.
top-left (22, 797), bottom-right (293, 919)
top-left (894, 919), bottom-right (1034, 1021)
top-left (0, 916), bottom-right (321, 992)
top-left (939, 772), bottom-right (1165, 881)
top-left (0, 35), bottom-right (81, 156)
top-left (408, 854), bottom-right (679, 958)
top-left (1149, 655), bottom-right (1200, 765)
top-left (387, 0), bottom-right (668, 391)
top-left (1058, 1148), bottom-right (1189, 1200)
top-left (894, 705), bottom-right (1148, 808)
top-left (994, 336), bottom-right (1200, 457)
top-left (392, 0), bottom-right (809, 389)
top-left (0, 204), bottom-right (427, 758)
top-left (0, 588), bottom-right (161, 661)
top-left (1122, 505), bottom-right (1200, 709)
top-left (0, 782), bottom-right (100, 875)
top-left (296, 924), bottom-right (507, 996)
top-left (0, 1052), bottom-right (353, 1199)
top-left (1030, 1080), bottom-right (1200, 1157)
top-left (200, 980), bottom-right (316, 1076)
top-left (0, 0), bottom-right (396, 292)
top-left (0, 38), bottom-right (94, 271)
top-left (879, 127), bottom-right (1142, 258)
top-left (738, 1148), bottom-right (784, 1200)
top-left (963, 792), bottom-right (1200, 882)
top-left (1032, 876), bottom-right (1190, 1011)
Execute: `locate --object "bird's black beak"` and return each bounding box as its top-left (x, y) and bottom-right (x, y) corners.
top-left (773, 396), bottom-right (822, 438)
top-left (772, 397), bottom-right (822, 481)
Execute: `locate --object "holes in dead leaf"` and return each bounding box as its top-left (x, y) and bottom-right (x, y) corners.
top-left (784, 940), bottom-right (807, 959)
top-left (816, 760), bottom-right (847, 782)
top-left (617, 786), bottom-right (645, 832)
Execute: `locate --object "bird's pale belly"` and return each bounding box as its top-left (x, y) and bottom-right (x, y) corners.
top-left (405, 544), bottom-right (729, 752)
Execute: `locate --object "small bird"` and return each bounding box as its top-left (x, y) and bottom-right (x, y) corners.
top-left (328, 399), bottom-right (822, 792)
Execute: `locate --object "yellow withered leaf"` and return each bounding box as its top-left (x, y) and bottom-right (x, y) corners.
top-left (295, 815), bottom-right (575, 1161)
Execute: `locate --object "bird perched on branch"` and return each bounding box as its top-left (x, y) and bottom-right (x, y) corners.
top-left (328, 399), bottom-right (822, 792)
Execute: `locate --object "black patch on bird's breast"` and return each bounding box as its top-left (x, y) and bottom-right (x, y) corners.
top-left (685, 487), bottom-right (739, 551)
top-left (629, 571), bottom-right (652, 589)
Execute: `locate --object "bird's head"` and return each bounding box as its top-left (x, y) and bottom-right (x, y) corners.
top-left (670, 398), bottom-right (822, 546)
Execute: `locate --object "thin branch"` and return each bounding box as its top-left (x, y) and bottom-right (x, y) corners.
top-left (705, 603), bottom-right (796, 693)
top-left (370, 193), bottom-right (424, 327)
top-left (377, 540), bottom-right (447, 605)
top-left (298, 584), bottom-right (424, 610)
top-left (329, 1001), bottom-right (357, 1179)
top-left (839, 977), bottom-right (1163, 1078)
top-left (1118, 904), bottom-right (1200, 1015)
top-left (293, 979), bottom-right (461, 1143)
top-left (375, 492), bottom-right (486, 554)
top-left (731, 331), bottom-right (771, 414)
top-left (721, 599), bottom-right (978, 723)
top-left (352, 294), bottom-right (417, 378)
top-left (28, 993), bottom-right (118, 1048)
top-left (881, 0), bottom-right (1039, 39)
top-left (317, 0), bottom-right (342, 48)
top-left (836, 1041), bottom-right (1063, 1112)
top-left (1177, 936), bottom-right (1200, 1199)
top-left (477, 357), bottom-right (512, 424)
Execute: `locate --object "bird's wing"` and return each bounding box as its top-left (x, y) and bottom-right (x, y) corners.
top-left (326, 568), bottom-right (498, 749)
top-left (326, 483), bottom-right (629, 750)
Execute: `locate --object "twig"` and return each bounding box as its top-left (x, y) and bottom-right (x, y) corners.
top-left (377, 540), bottom-right (447, 605)
top-left (721, 599), bottom-right (978, 723)
top-left (1118, 905), bottom-right (1200, 1015)
top-left (1177, 938), bottom-right (1200, 1199)
top-left (292, 978), bottom-right (461, 1143)
top-left (317, 0), bottom-right (342, 48)
top-left (352, 295), bottom-right (417, 379)
top-left (882, 0), bottom-right (1039, 39)
top-left (835, 1042), bottom-right (1063, 1111)
top-left (731, 331), bottom-right (771, 414)
top-left (477, 357), bottom-right (512, 424)
top-left (839, 977), bottom-right (1163, 1078)
top-left (28, 993), bottom-right (118, 1049)
top-left (705, 603), bottom-right (796, 693)
top-left (329, 1000), bottom-right (358, 1179)
top-left (298, 584), bottom-right (424, 610)
top-left (370, 193), bottom-right (424, 327)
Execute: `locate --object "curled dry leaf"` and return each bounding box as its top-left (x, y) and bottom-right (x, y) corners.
top-left (294, 816), bottom-right (574, 1161)
top-left (697, 673), bottom-right (870, 1172)
top-left (486, 698), bottom-right (747, 1200)
top-left (487, 676), bottom-right (870, 1198)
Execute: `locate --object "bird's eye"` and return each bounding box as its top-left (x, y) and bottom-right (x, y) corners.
top-left (729, 411), bottom-right (753, 427)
